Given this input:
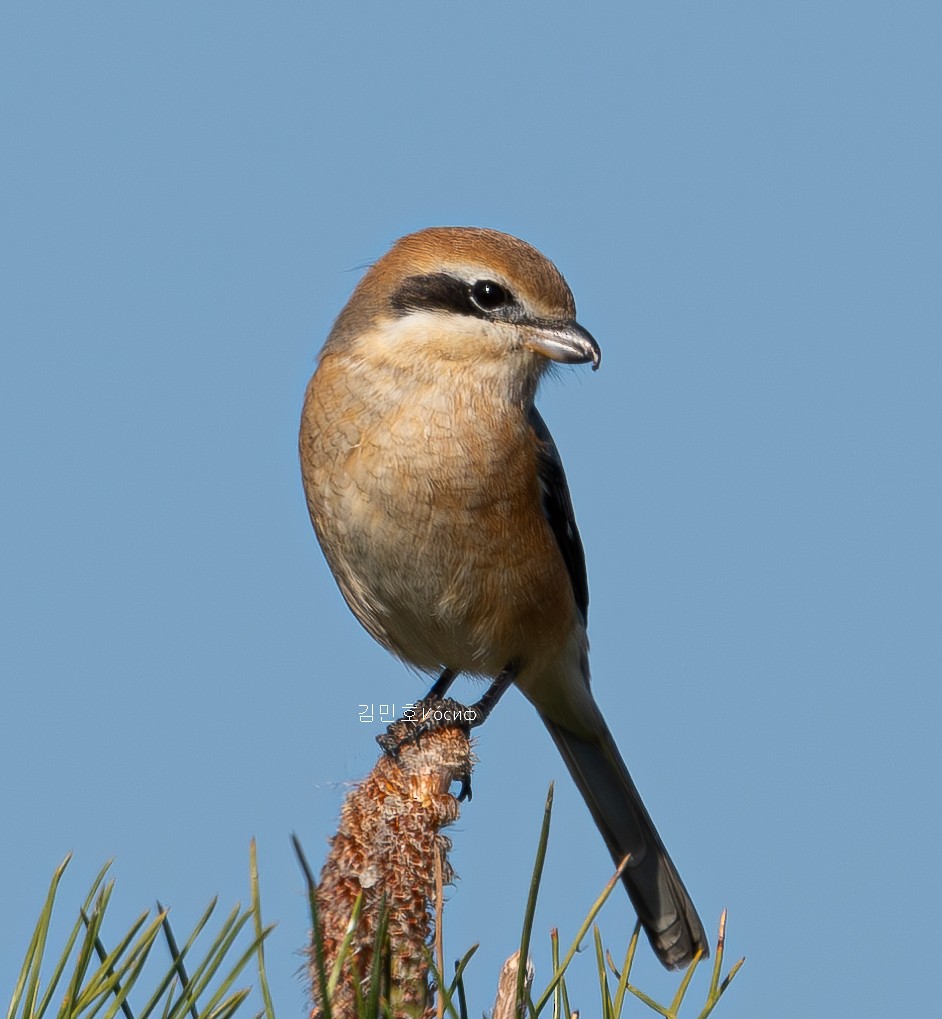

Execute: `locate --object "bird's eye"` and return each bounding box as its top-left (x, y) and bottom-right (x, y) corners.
top-left (470, 279), bottom-right (510, 312)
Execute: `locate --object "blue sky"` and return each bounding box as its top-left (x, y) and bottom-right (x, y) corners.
top-left (1, 3), bottom-right (939, 1016)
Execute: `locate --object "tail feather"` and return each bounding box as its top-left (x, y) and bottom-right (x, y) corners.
top-left (541, 713), bottom-right (708, 969)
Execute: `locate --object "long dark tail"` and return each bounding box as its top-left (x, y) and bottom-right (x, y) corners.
top-left (541, 712), bottom-right (708, 969)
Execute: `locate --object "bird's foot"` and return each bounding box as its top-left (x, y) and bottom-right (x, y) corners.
top-left (377, 696), bottom-right (482, 755)
top-left (376, 696), bottom-right (481, 799)
top-left (378, 663), bottom-right (515, 759)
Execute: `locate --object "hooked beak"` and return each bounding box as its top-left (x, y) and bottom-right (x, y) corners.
top-left (524, 321), bottom-right (602, 371)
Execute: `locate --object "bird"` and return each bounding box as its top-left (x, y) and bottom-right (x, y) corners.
top-left (299, 226), bottom-right (708, 968)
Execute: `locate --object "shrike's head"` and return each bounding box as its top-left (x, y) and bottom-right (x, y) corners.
top-left (322, 227), bottom-right (601, 381)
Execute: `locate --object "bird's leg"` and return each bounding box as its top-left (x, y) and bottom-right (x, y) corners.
top-left (376, 662), bottom-right (517, 753)
top-left (424, 667), bottom-right (458, 700)
top-left (465, 661), bottom-right (518, 729)
top-left (376, 661), bottom-right (520, 801)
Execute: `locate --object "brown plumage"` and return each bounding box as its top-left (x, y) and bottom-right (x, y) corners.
top-left (300, 226), bottom-right (707, 968)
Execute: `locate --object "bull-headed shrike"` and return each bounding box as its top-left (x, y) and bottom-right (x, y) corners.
top-left (299, 227), bottom-right (707, 968)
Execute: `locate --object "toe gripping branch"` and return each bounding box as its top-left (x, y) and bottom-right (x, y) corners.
top-left (376, 662), bottom-right (518, 800)
top-left (376, 696), bottom-right (479, 799)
